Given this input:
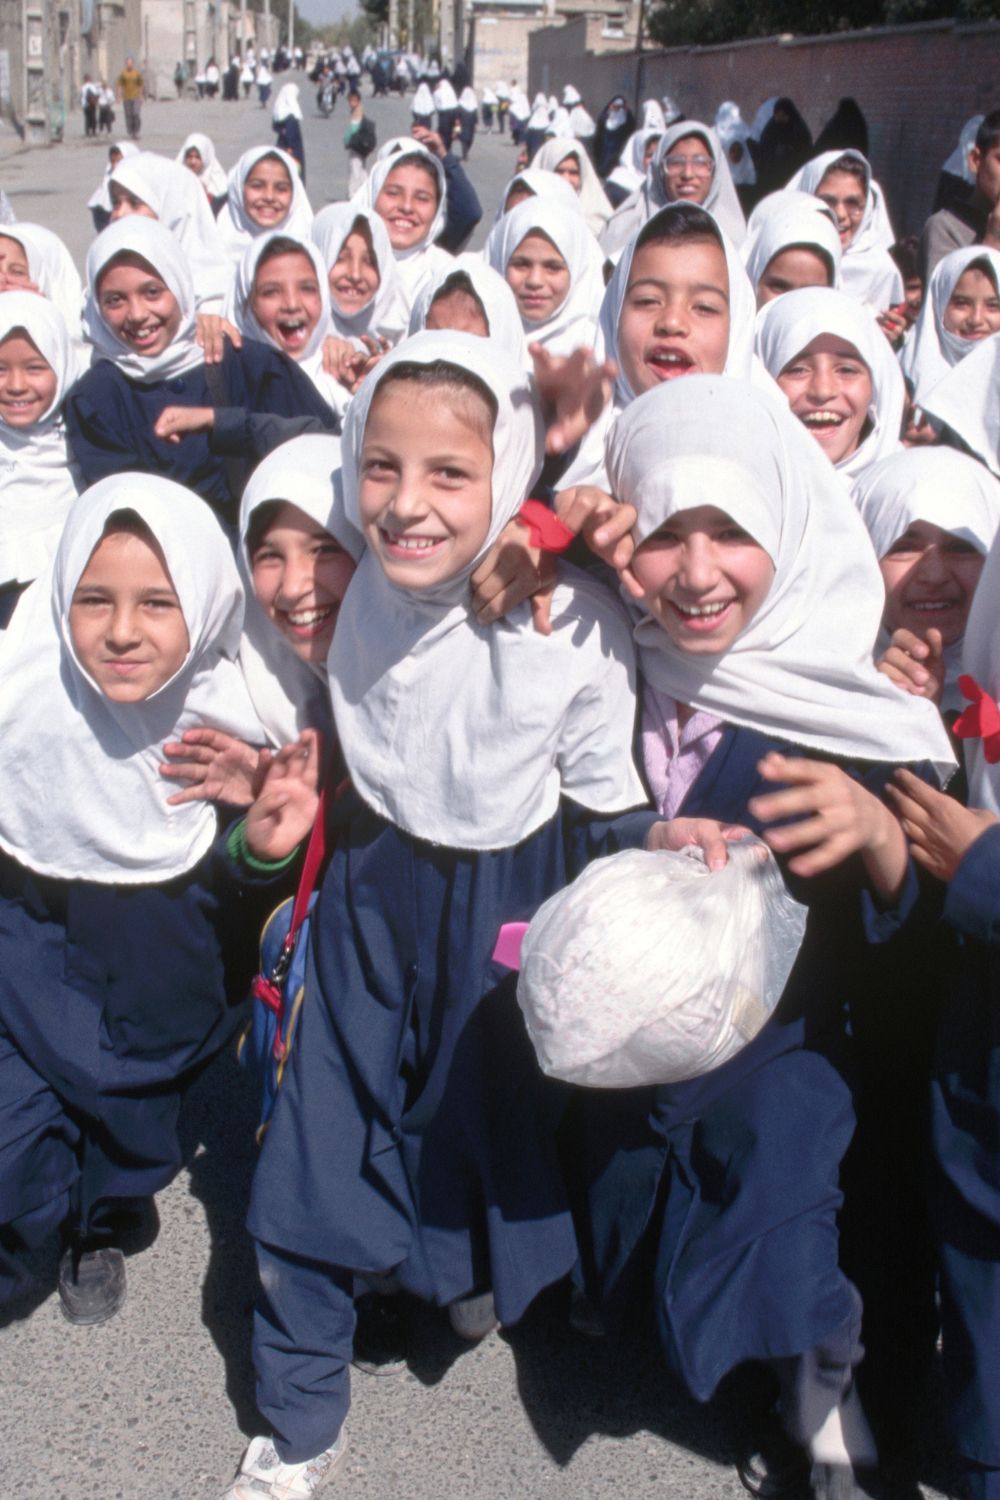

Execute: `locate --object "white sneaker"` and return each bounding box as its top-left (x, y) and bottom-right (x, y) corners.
top-left (218, 1433), bottom-right (347, 1500)
top-left (448, 1290), bottom-right (498, 1341)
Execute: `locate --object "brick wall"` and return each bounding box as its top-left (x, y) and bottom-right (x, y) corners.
top-left (528, 18), bottom-right (1000, 235)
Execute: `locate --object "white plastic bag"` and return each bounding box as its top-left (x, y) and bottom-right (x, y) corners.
top-left (516, 840), bottom-right (807, 1088)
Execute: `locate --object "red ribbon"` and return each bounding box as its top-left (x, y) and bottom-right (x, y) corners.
top-left (953, 674), bottom-right (1000, 763)
top-left (517, 500), bottom-right (575, 554)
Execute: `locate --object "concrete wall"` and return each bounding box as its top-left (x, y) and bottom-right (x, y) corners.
top-left (469, 10), bottom-right (542, 88)
top-left (528, 17), bottom-right (1000, 235)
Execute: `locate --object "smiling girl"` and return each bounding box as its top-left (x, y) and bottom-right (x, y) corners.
top-left (311, 203), bottom-right (408, 345)
top-left (787, 149), bottom-right (903, 313)
top-left (901, 246), bottom-right (1000, 407)
top-left (486, 198), bottom-right (603, 355)
top-left (358, 143), bottom-right (451, 307)
top-left (108, 151), bottom-right (230, 308)
top-left (601, 119), bottom-right (746, 260)
top-left (530, 137), bottom-right (613, 236)
top-left (217, 147), bottom-right (314, 269)
top-left (0, 475), bottom-right (265, 1326)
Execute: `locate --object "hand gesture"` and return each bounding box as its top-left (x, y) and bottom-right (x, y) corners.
top-left (160, 727), bottom-right (263, 807)
top-left (471, 516), bottom-right (557, 635)
top-left (245, 730), bottom-right (322, 862)
top-left (888, 767), bottom-right (998, 882)
top-left (411, 125), bottom-right (446, 158)
top-left (555, 486), bottom-right (636, 572)
top-left (877, 626), bottom-right (945, 704)
top-left (646, 816), bottom-right (758, 872)
top-left (154, 405), bottom-right (215, 443)
top-left (530, 344), bottom-right (617, 456)
top-left (876, 305), bottom-right (908, 347)
top-left (195, 312), bottom-right (241, 364)
top-left (749, 751), bottom-right (906, 898)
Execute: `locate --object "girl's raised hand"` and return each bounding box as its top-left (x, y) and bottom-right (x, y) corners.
top-left (646, 816), bottom-right (758, 871)
top-left (195, 312), bottom-right (241, 364)
top-left (245, 729), bottom-right (322, 862)
top-left (555, 486), bottom-right (636, 572)
top-left (877, 626), bottom-right (945, 704)
top-left (160, 727), bottom-right (262, 807)
top-left (530, 344), bottom-right (617, 456)
top-left (888, 767), bottom-right (998, 882)
top-left (154, 405), bottom-right (215, 443)
top-left (749, 751), bottom-right (907, 899)
top-left (470, 519), bottom-right (556, 635)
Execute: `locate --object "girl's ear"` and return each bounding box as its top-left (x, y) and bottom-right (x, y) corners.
top-left (619, 561), bottom-right (645, 600)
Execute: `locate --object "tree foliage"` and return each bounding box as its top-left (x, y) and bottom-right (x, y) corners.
top-left (646, 0), bottom-right (1000, 46)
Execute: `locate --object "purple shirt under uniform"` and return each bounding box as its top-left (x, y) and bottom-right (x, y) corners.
top-left (641, 684), bottom-right (724, 818)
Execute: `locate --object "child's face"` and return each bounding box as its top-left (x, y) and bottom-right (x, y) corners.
top-left (69, 529), bottom-right (190, 702)
top-left (0, 332), bottom-right (58, 426)
top-left (244, 157), bottom-right (293, 228)
top-left (183, 147), bottom-right (204, 174)
top-left (943, 266), bottom-right (1000, 341)
top-left (359, 381), bottom-right (494, 593)
top-left (0, 235), bottom-right (31, 290)
top-left (879, 520), bottom-right (984, 647)
top-left (426, 286), bottom-right (489, 336)
top-left (631, 504), bottom-right (775, 656)
top-left (643, 135), bottom-right (661, 169)
top-left (776, 335), bottom-right (872, 466)
top-left (903, 275), bottom-right (923, 324)
top-left (505, 231), bottom-right (570, 325)
top-left (109, 183), bottom-right (156, 220)
top-left (250, 501), bottom-right (357, 664)
top-left (617, 238), bottom-right (730, 393)
top-left (98, 257), bottom-right (182, 357)
top-left (660, 134), bottom-right (715, 205)
top-left (555, 153), bottom-right (582, 192)
top-left (755, 246), bottom-right (832, 308)
top-left (815, 168), bottom-right (865, 247)
top-left (374, 162), bottom-right (439, 250)
top-left (504, 184), bottom-right (534, 214)
top-left (328, 227), bottom-right (380, 313)
top-left (250, 250), bottom-right (322, 358)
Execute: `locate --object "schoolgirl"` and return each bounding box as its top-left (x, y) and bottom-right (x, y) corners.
top-left (272, 84), bottom-right (306, 181)
top-left (887, 532), bottom-right (1000, 1499)
top-left (177, 131), bottom-right (229, 212)
top-left (531, 137), bottom-right (613, 237)
top-left (604, 127), bottom-right (662, 209)
top-left (0, 474), bottom-right (264, 1322)
top-left (410, 79), bottom-right (434, 130)
top-left (224, 232), bottom-right (350, 417)
top-left (743, 197), bottom-right (843, 307)
top-left (524, 91), bottom-right (552, 159)
top-left (217, 146), bottom-right (314, 269)
top-left (0, 220), bottom-right (84, 334)
top-left (922, 328), bottom-right (1000, 477)
top-left (486, 198), bottom-right (604, 356)
top-left (0, 292), bottom-right (82, 626)
top-left (219, 331), bottom-right (662, 1499)
top-left (787, 149), bottom-right (903, 312)
top-left (492, 165), bottom-right (582, 226)
top-left (755, 286), bottom-right (904, 488)
top-left (457, 85), bottom-right (477, 158)
top-left (355, 142), bottom-right (451, 308)
top-left (87, 139), bottom-right (138, 234)
top-left (310, 203), bottom-right (408, 346)
top-left (600, 119), bottom-right (747, 260)
top-left (432, 75), bottom-right (458, 147)
top-left (407, 253), bottom-right (528, 363)
top-left (899, 245), bottom-right (1000, 407)
top-left (583, 374), bottom-right (954, 1497)
top-left (66, 219), bottom-right (337, 522)
top-left (109, 151), bottom-right (230, 308)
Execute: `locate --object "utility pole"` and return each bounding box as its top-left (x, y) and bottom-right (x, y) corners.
top-left (288, 0), bottom-right (295, 53)
top-left (406, 0), bottom-right (414, 52)
top-left (264, 0), bottom-right (271, 53)
top-left (239, 0), bottom-right (246, 58)
top-left (388, 0), bottom-right (398, 48)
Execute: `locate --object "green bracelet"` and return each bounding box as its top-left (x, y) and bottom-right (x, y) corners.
top-left (228, 819), bottom-right (301, 873)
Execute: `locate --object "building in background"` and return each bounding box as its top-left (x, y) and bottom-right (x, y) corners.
top-left (467, 0), bottom-right (637, 96)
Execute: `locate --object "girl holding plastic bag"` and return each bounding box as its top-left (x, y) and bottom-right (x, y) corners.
top-left (575, 375), bottom-right (954, 1499)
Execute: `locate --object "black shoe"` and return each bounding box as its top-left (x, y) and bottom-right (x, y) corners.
top-left (351, 1291), bottom-right (408, 1376)
top-left (737, 1406), bottom-right (811, 1498)
top-left (58, 1245), bottom-right (126, 1326)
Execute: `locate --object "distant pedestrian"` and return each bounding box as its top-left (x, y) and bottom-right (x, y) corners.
top-left (173, 60), bottom-right (186, 98)
top-left (97, 80), bottom-right (115, 132)
top-left (115, 57), bottom-right (144, 140)
top-left (81, 76), bottom-right (99, 137)
top-left (273, 83), bottom-right (306, 183)
top-left (457, 85), bottom-right (477, 160)
top-left (343, 88), bottom-right (376, 196)
top-left (256, 60), bottom-right (272, 108)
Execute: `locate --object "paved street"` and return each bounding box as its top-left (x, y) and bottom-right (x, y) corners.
top-left (0, 84), bottom-right (957, 1500)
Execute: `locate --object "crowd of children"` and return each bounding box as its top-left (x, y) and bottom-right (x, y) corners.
top-left (1, 80), bottom-right (1000, 1500)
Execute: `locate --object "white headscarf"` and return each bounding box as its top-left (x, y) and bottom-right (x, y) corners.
top-left (562, 85), bottom-right (582, 107)
top-left (0, 474), bottom-right (264, 882)
top-left (900, 246), bottom-right (1000, 406)
top-left (714, 101), bottom-right (756, 187)
top-left (311, 202), bottom-right (408, 344)
top-left (943, 115), bottom-right (983, 183)
top-left (272, 83), bottom-right (302, 122)
top-left (599, 203), bottom-right (758, 407)
top-left (407, 253), bottom-right (529, 365)
top-left (356, 144), bottom-right (450, 306)
top-left (83, 216), bottom-right (205, 385)
top-left (223, 231), bottom-right (346, 414)
top-left (959, 523), bottom-right (1000, 816)
top-left (608, 128), bottom-right (663, 197)
top-left (569, 103), bottom-right (597, 141)
top-left (530, 137), bottom-right (613, 237)
top-left (433, 77), bottom-right (457, 111)
top-left (601, 120), bottom-right (747, 259)
top-left (922, 333), bottom-right (1000, 477)
top-left (329, 330), bottom-right (644, 848)
top-left (743, 200), bottom-right (843, 298)
top-left (754, 286), bottom-right (905, 488)
top-left (486, 198), bottom-right (603, 356)
top-left (110, 151), bottom-right (230, 308)
top-left (528, 92), bottom-right (550, 131)
top-left (641, 99), bottom-right (666, 132)
top-left (87, 140), bottom-right (139, 215)
top-left (412, 81), bottom-right (434, 117)
top-left (786, 149), bottom-right (903, 311)
top-left (459, 86), bottom-right (477, 113)
top-left (217, 146), bottom-right (314, 267)
top-left (237, 435), bottom-right (364, 746)
top-left (0, 293), bottom-right (82, 587)
top-left (492, 167), bottom-right (581, 227)
top-left (176, 131), bottom-right (228, 199)
top-left (747, 188), bottom-right (839, 238)
top-left (5, 222), bottom-right (85, 335)
top-left (607, 376), bottom-right (955, 779)
top-left (854, 446), bottom-right (1000, 711)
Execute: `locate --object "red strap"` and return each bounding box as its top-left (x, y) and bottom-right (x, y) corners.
top-left (285, 773), bottom-right (351, 945)
top-left (517, 499), bottom-right (575, 554)
top-left (953, 675), bottom-right (1000, 764)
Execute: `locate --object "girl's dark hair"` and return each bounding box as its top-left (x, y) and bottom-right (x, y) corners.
top-left (372, 358), bottom-right (497, 442)
top-left (103, 507), bottom-right (158, 543)
top-left (889, 234), bottom-right (919, 282)
top-left (975, 109), bottom-right (1000, 157)
top-left (345, 213), bottom-right (377, 262)
top-left (778, 243), bottom-right (836, 285)
top-left (963, 254), bottom-right (999, 294)
top-left (821, 153), bottom-right (868, 188)
top-left (249, 150), bottom-right (292, 179)
top-left (385, 152), bottom-right (441, 203)
top-left (429, 271), bottom-right (489, 331)
top-left (95, 249), bottom-right (162, 292)
top-left (246, 498), bottom-right (284, 555)
top-left (254, 235), bottom-right (314, 272)
top-left (636, 202), bottom-right (723, 252)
